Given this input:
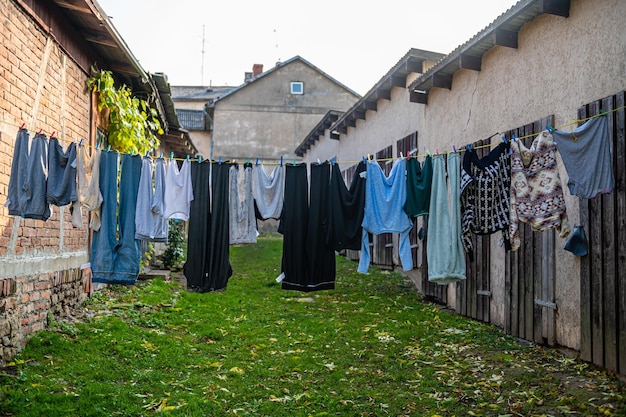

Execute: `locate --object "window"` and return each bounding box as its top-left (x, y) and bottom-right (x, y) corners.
top-left (290, 81), bottom-right (304, 95)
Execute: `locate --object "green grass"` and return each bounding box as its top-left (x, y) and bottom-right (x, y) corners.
top-left (1, 234), bottom-right (625, 416)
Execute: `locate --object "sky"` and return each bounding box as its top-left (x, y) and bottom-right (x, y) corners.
top-left (97, 0), bottom-right (519, 96)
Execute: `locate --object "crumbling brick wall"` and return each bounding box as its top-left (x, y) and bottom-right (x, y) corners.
top-left (0, 0), bottom-right (92, 366)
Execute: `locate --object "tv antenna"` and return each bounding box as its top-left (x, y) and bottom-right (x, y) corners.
top-left (201, 25), bottom-right (206, 85)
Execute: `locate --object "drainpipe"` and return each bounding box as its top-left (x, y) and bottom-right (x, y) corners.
top-left (203, 108), bottom-right (214, 160)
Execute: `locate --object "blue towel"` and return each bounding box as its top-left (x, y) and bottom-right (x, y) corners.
top-left (427, 153), bottom-right (466, 284)
top-left (358, 158), bottom-right (413, 273)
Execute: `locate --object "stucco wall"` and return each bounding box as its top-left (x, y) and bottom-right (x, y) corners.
top-left (308, 0), bottom-right (625, 351)
top-left (212, 60), bottom-right (358, 161)
top-left (416, 0), bottom-right (626, 350)
top-left (0, 0), bottom-right (91, 365)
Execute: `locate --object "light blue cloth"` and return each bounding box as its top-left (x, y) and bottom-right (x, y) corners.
top-left (358, 158), bottom-right (413, 273)
top-left (427, 153), bottom-right (466, 284)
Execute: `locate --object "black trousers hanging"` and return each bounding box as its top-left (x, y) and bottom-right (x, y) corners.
top-left (184, 161), bottom-right (232, 292)
top-left (281, 162), bottom-right (335, 292)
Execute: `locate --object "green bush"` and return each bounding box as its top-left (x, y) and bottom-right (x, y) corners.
top-left (162, 220), bottom-right (185, 270)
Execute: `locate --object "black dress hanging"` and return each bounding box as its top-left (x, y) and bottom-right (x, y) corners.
top-left (325, 161), bottom-right (366, 251)
top-left (281, 162), bottom-right (336, 292)
top-left (184, 161), bottom-right (232, 292)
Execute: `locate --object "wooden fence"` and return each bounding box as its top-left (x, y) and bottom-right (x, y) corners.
top-left (578, 92), bottom-right (626, 374)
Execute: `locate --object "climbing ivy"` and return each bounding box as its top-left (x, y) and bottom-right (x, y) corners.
top-left (87, 68), bottom-right (163, 155)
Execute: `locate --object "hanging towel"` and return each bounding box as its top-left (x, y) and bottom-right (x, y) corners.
top-left (404, 155), bottom-right (433, 217)
top-left (509, 132), bottom-right (569, 251)
top-left (76, 144), bottom-right (103, 231)
top-left (21, 133), bottom-right (51, 221)
top-left (47, 137), bottom-right (77, 207)
top-left (184, 162), bottom-right (233, 292)
top-left (460, 142), bottom-right (511, 260)
top-left (229, 164), bottom-right (257, 244)
top-left (252, 164), bottom-right (285, 220)
top-left (552, 116), bottom-right (615, 198)
top-left (427, 153), bottom-right (466, 285)
top-left (5, 128), bottom-right (30, 216)
top-left (358, 158), bottom-right (413, 274)
top-left (135, 157), bottom-right (168, 242)
top-left (163, 158), bottom-right (194, 221)
top-left (325, 161), bottom-right (366, 251)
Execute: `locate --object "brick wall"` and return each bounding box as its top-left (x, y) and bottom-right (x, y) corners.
top-left (0, 0), bottom-right (92, 365)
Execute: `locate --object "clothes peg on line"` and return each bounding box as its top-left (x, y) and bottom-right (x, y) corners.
top-left (511, 134), bottom-right (517, 142)
top-left (198, 155), bottom-right (202, 163)
top-left (186, 155), bottom-right (190, 162)
top-left (501, 134), bottom-right (508, 144)
top-left (20, 123), bottom-right (25, 130)
top-left (280, 156), bottom-right (283, 166)
top-left (106, 145), bottom-right (111, 152)
top-left (400, 152), bottom-right (404, 159)
top-left (38, 128), bottom-right (43, 135)
top-left (170, 152), bottom-right (174, 160)
top-left (293, 159), bottom-right (296, 166)
top-left (331, 157), bottom-right (335, 165)
top-left (362, 156), bottom-right (366, 164)
top-left (50, 131), bottom-right (55, 139)
top-left (78, 138), bottom-right (83, 146)
top-left (466, 144), bottom-right (472, 152)
top-left (255, 158), bottom-right (259, 166)
top-left (452, 145), bottom-right (457, 153)
top-left (218, 156), bottom-right (222, 165)
top-left (159, 152), bottom-right (163, 159)
top-left (546, 125), bottom-right (554, 133)
top-left (435, 149), bottom-right (439, 155)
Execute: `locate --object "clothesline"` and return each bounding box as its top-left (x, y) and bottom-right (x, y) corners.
top-left (3, 105), bottom-right (623, 167)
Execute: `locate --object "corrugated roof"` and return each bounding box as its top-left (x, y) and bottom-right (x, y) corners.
top-left (408, 0), bottom-right (570, 103)
top-left (329, 48), bottom-right (445, 135)
top-left (295, 110), bottom-right (343, 157)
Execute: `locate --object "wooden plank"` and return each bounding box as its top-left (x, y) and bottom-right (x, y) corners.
top-left (432, 73), bottom-right (453, 90)
top-left (460, 54), bottom-right (482, 71)
top-left (541, 0), bottom-right (570, 17)
top-left (589, 100), bottom-right (605, 367)
top-left (493, 29), bottom-right (518, 48)
top-left (544, 230), bottom-right (556, 345)
top-left (482, 234), bottom-right (491, 322)
top-left (410, 90), bottom-right (428, 104)
top-left (579, 104), bottom-right (593, 363)
top-left (505, 251), bottom-right (512, 334)
top-left (615, 92), bottom-right (626, 376)
top-left (602, 96), bottom-right (618, 372)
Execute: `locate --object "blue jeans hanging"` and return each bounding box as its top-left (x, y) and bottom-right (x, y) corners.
top-left (91, 152), bottom-right (142, 285)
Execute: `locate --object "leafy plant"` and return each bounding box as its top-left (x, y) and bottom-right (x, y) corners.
top-left (162, 220), bottom-right (185, 270)
top-left (87, 68), bottom-right (163, 155)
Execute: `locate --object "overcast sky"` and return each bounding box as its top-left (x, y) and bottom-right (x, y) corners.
top-left (97, 0), bottom-right (519, 96)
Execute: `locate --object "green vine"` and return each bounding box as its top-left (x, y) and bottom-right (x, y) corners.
top-left (87, 68), bottom-right (163, 155)
top-left (162, 220), bottom-right (186, 271)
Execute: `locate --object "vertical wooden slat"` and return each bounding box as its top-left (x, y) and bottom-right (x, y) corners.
top-left (505, 251), bottom-right (513, 334)
top-left (482, 234), bottom-right (491, 322)
top-left (601, 96), bottom-right (618, 372)
top-left (588, 101), bottom-right (605, 367)
top-left (615, 92), bottom-right (626, 375)
top-left (579, 104), bottom-right (593, 362)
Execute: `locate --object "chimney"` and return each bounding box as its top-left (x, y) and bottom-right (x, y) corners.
top-left (244, 72), bottom-right (253, 83)
top-left (252, 64), bottom-right (263, 78)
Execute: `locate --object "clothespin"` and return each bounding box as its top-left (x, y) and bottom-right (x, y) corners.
top-left (159, 152), bottom-right (163, 159)
top-left (20, 123), bottom-right (25, 130)
top-left (106, 145), bottom-right (111, 152)
top-left (546, 125), bottom-right (554, 133)
top-left (78, 138), bottom-right (83, 146)
top-left (170, 152), bottom-right (174, 161)
top-left (255, 158), bottom-right (259, 166)
top-left (145, 150), bottom-right (150, 158)
top-left (50, 131), bottom-right (55, 139)
top-left (426, 150), bottom-right (431, 157)
top-left (96, 143), bottom-right (100, 150)
top-left (293, 159), bottom-right (296, 166)
top-left (400, 152), bottom-right (404, 159)
top-left (198, 155), bottom-right (202, 163)
top-left (186, 155), bottom-right (190, 162)
top-left (501, 134), bottom-right (508, 144)
top-left (367, 153), bottom-right (371, 162)
top-left (466, 144), bottom-right (472, 153)
top-left (407, 150), bottom-right (411, 160)
top-left (130, 149), bottom-right (134, 156)
top-left (362, 156), bottom-right (366, 164)
top-left (38, 128), bottom-right (43, 135)
top-left (452, 145), bottom-right (457, 153)
top-left (331, 157), bottom-right (335, 166)
top-left (246, 158), bottom-right (250, 165)
top-left (435, 149), bottom-right (439, 155)
top-left (280, 156), bottom-right (283, 166)
top-left (218, 156), bottom-right (222, 165)
top-left (511, 134), bottom-right (517, 142)
top-left (599, 109), bottom-right (607, 116)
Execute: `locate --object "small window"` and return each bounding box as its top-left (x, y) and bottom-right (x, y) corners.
top-left (290, 81), bottom-right (304, 95)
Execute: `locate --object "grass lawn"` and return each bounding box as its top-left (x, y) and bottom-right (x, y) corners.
top-left (1, 234), bottom-right (625, 416)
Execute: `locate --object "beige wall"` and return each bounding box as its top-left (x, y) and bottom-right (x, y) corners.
top-left (212, 60), bottom-right (358, 161)
top-left (311, 0), bottom-right (625, 350)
